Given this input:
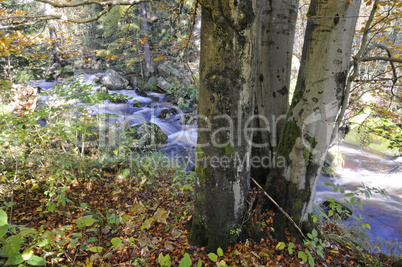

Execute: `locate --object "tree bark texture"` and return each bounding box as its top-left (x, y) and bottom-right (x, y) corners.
top-left (251, 0), bottom-right (298, 184)
top-left (269, 0), bottom-right (362, 238)
top-left (189, 0), bottom-right (260, 251)
top-left (139, 3), bottom-right (154, 78)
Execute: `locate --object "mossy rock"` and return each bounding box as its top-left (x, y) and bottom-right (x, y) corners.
top-left (125, 122), bottom-right (168, 149)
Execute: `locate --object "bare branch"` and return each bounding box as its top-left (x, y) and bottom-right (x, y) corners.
top-left (36, 0), bottom-right (154, 8)
top-left (0, 0), bottom-right (157, 29)
top-left (360, 56), bottom-right (402, 64)
top-left (0, 5), bottom-right (113, 29)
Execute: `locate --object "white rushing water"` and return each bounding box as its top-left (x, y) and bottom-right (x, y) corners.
top-left (315, 143), bottom-right (402, 254)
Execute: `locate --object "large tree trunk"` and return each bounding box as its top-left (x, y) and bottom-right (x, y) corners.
top-left (251, 0), bottom-right (298, 184)
top-left (139, 3), bottom-right (154, 78)
top-left (268, 0), bottom-right (361, 238)
top-left (189, 0), bottom-right (261, 251)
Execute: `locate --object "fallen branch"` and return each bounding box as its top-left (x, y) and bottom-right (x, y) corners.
top-left (250, 177), bottom-right (307, 240)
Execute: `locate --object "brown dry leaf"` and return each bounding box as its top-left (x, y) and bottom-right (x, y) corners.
top-left (102, 225), bottom-right (111, 234)
top-left (138, 232), bottom-right (155, 248)
top-left (152, 236), bottom-right (160, 246)
top-left (130, 202), bottom-right (146, 215)
top-left (171, 227), bottom-right (182, 239)
top-left (103, 252), bottom-right (112, 259)
top-left (90, 253), bottom-right (101, 263)
top-left (154, 207), bottom-right (169, 224)
top-left (164, 240), bottom-right (174, 251)
top-left (141, 247), bottom-right (150, 257)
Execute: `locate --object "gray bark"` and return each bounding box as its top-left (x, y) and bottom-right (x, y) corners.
top-left (271, 0), bottom-right (362, 237)
top-left (189, 0), bottom-right (260, 251)
top-left (139, 3), bottom-right (153, 78)
top-left (251, 0), bottom-right (298, 183)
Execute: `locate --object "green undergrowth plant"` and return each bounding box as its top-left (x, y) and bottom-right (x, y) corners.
top-left (314, 182), bottom-right (390, 265)
top-left (276, 228), bottom-right (325, 267)
top-left (275, 181), bottom-right (390, 267)
top-left (166, 79), bottom-right (198, 109)
top-left (0, 208), bottom-right (50, 266)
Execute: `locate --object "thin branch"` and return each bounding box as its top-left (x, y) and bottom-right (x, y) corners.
top-left (0, 0), bottom-right (158, 29)
top-left (360, 56), bottom-right (402, 64)
top-left (36, 0), bottom-right (154, 8)
top-left (0, 6), bottom-right (113, 29)
top-left (250, 177), bottom-right (307, 240)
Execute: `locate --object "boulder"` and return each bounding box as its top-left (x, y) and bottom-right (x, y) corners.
top-left (101, 69), bottom-right (129, 90)
top-left (157, 62), bottom-right (191, 86)
top-left (125, 122), bottom-right (168, 149)
top-left (158, 108), bottom-right (172, 119)
top-left (97, 86), bottom-right (108, 94)
top-left (93, 74), bottom-right (103, 83)
top-left (157, 62), bottom-right (183, 79)
top-left (157, 77), bottom-right (171, 92)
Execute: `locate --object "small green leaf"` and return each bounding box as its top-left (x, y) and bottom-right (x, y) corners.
top-left (298, 251), bottom-right (307, 262)
top-left (5, 254), bottom-right (24, 266)
top-left (179, 253), bottom-right (192, 267)
top-left (217, 247), bottom-right (223, 257)
top-left (288, 243), bottom-right (294, 254)
top-left (275, 242), bottom-right (286, 250)
top-left (197, 259), bottom-right (202, 267)
top-left (312, 229), bottom-right (318, 237)
top-left (0, 209), bottom-right (7, 226)
top-left (27, 255), bottom-right (46, 266)
top-left (208, 252), bottom-right (218, 262)
top-left (89, 246), bottom-right (103, 253)
top-left (111, 237), bottom-right (122, 248)
top-left (0, 224), bottom-right (8, 239)
top-left (356, 198), bottom-right (362, 209)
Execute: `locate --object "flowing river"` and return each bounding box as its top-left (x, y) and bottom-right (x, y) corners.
top-left (316, 144), bottom-right (402, 254)
top-left (34, 72), bottom-right (402, 255)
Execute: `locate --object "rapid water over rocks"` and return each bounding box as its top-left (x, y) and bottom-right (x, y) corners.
top-left (315, 143), bottom-right (402, 254)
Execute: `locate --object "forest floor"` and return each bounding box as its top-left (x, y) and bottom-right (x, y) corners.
top-left (2, 163), bottom-right (398, 267)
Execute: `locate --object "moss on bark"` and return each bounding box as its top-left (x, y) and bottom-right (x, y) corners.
top-left (277, 121), bottom-right (301, 158)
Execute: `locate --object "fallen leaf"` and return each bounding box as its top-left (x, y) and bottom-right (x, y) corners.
top-left (154, 207), bottom-right (169, 224)
top-left (138, 232), bottom-right (155, 248)
top-left (164, 240), bottom-right (174, 251)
